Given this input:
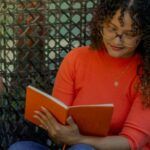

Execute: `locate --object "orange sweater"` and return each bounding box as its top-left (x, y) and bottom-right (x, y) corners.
top-left (52, 46), bottom-right (150, 150)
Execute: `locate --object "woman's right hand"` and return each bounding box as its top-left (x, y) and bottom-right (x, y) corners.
top-left (33, 106), bottom-right (84, 145)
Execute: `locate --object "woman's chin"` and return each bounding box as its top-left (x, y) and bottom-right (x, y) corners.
top-left (107, 48), bottom-right (125, 58)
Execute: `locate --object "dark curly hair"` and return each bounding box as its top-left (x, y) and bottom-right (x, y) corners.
top-left (89, 0), bottom-right (150, 107)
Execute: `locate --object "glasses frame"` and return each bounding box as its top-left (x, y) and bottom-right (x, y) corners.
top-left (100, 26), bottom-right (142, 47)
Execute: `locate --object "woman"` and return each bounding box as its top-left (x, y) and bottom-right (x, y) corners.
top-left (9, 0), bottom-right (150, 149)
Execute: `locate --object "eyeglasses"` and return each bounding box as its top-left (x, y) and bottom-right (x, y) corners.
top-left (101, 25), bottom-right (141, 47)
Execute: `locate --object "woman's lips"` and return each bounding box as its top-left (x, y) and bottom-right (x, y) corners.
top-left (110, 44), bottom-right (124, 51)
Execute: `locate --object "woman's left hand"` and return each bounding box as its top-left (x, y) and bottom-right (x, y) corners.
top-left (33, 106), bottom-right (83, 145)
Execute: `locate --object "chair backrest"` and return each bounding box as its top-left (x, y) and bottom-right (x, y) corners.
top-left (0, 0), bottom-right (100, 149)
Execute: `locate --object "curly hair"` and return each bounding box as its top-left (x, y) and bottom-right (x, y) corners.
top-left (89, 0), bottom-right (150, 107)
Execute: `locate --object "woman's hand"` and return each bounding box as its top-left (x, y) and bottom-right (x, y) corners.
top-left (33, 107), bottom-right (130, 150)
top-left (33, 106), bottom-right (83, 145)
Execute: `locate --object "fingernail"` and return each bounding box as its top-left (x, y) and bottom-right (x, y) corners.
top-left (41, 106), bottom-right (46, 110)
top-left (34, 110), bottom-right (39, 114)
top-left (33, 115), bottom-right (37, 118)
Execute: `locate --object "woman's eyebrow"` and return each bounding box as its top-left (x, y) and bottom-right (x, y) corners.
top-left (109, 22), bottom-right (134, 32)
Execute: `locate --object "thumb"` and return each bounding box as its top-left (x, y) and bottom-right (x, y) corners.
top-left (66, 116), bottom-right (75, 126)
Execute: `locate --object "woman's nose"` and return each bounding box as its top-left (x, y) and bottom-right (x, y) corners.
top-left (113, 35), bottom-right (123, 45)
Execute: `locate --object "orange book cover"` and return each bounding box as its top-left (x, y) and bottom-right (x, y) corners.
top-left (25, 85), bottom-right (114, 136)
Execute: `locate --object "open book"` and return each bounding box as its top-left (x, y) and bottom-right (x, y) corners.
top-left (25, 85), bottom-right (114, 136)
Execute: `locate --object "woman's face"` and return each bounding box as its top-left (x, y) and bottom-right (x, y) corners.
top-left (102, 9), bottom-right (141, 58)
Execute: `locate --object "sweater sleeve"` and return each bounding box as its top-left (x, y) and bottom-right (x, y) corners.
top-left (52, 50), bottom-right (76, 106)
top-left (120, 91), bottom-right (150, 149)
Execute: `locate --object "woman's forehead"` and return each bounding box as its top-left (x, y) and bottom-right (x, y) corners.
top-left (105, 9), bottom-right (134, 30)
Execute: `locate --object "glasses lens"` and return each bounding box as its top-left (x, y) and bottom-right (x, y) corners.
top-left (101, 27), bottom-right (116, 40)
top-left (101, 27), bottom-right (140, 47)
